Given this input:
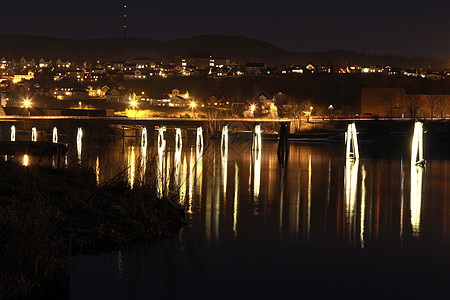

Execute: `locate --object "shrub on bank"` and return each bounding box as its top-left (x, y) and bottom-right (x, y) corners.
top-left (0, 162), bottom-right (185, 298)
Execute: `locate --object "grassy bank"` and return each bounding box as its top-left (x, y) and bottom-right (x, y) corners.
top-left (0, 162), bottom-right (185, 298)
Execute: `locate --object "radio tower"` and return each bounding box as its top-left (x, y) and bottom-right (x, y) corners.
top-left (123, 5), bottom-right (127, 39)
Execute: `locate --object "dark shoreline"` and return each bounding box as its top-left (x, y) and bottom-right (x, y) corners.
top-left (0, 162), bottom-right (185, 298)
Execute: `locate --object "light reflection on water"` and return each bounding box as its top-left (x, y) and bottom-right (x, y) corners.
top-left (13, 128), bottom-right (443, 298)
top-left (127, 146), bottom-right (135, 188)
top-left (8, 129), bottom-right (448, 245)
top-left (76, 127), bottom-right (83, 163)
top-left (53, 127), bottom-right (58, 144)
top-left (140, 127), bottom-right (147, 183)
top-left (22, 154), bottom-right (29, 166)
top-left (344, 158), bottom-right (359, 244)
top-left (410, 165), bottom-right (424, 237)
top-left (3, 123), bottom-right (449, 297)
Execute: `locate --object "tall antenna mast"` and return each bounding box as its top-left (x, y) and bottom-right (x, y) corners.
top-left (123, 5), bottom-right (127, 39)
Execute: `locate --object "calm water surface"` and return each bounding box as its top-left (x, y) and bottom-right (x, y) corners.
top-left (55, 129), bottom-right (450, 299)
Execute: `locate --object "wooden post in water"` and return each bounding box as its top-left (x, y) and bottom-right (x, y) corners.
top-left (122, 126), bottom-right (125, 152)
top-left (221, 124), bottom-right (228, 149)
top-left (11, 125), bottom-right (15, 142)
top-left (277, 122), bottom-right (290, 166)
top-left (252, 123), bottom-right (262, 153)
top-left (411, 121), bottom-right (425, 167)
top-left (196, 127), bottom-right (204, 155)
top-left (31, 127), bottom-right (37, 142)
top-left (175, 128), bottom-right (182, 152)
top-left (345, 123), bottom-right (359, 160)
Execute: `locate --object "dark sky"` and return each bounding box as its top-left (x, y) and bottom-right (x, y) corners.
top-left (1, 0), bottom-right (449, 58)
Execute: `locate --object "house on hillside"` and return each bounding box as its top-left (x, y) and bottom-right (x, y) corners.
top-left (13, 70), bottom-right (34, 83)
top-left (305, 64), bottom-right (316, 72)
top-left (180, 54), bottom-right (215, 70)
top-left (106, 86), bottom-right (129, 102)
top-left (19, 57), bottom-right (35, 69)
top-left (123, 69), bottom-right (147, 80)
top-left (255, 91), bottom-right (276, 114)
top-left (426, 72), bottom-right (444, 80)
top-left (87, 85), bottom-right (109, 98)
top-left (207, 96), bottom-right (229, 107)
top-left (127, 58), bottom-right (159, 69)
top-left (245, 63), bottom-right (266, 76)
top-left (168, 89), bottom-right (190, 107)
top-left (0, 57), bottom-right (10, 69)
top-left (38, 58), bottom-right (52, 68)
top-left (291, 65), bottom-right (305, 74)
top-left (55, 59), bottom-right (71, 69)
top-left (52, 86), bottom-right (88, 100)
top-left (66, 69), bottom-right (86, 81)
top-left (361, 65), bottom-right (383, 73)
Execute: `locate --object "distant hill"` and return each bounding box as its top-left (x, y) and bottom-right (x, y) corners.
top-left (0, 34), bottom-right (448, 69)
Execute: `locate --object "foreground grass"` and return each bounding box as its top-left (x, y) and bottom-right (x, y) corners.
top-left (0, 162), bottom-right (185, 298)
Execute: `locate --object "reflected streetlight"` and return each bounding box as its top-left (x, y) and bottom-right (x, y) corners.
top-left (23, 154), bottom-right (29, 166)
top-left (410, 165), bottom-right (424, 237)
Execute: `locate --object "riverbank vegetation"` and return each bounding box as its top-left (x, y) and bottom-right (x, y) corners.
top-left (0, 162), bottom-right (185, 298)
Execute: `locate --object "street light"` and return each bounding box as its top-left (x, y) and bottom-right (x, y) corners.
top-left (304, 106), bottom-right (313, 123)
top-left (190, 101), bottom-right (197, 118)
top-left (130, 100), bottom-right (138, 118)
top-left (24, 99), bottom-right (30, 116)
top-left (250, 104), bottom-right (256, 117)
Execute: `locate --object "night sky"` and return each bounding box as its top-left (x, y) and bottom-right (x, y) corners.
top-left (1, 0), bottom-right (449, 58)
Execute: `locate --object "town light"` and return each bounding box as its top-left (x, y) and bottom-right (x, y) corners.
top-left (250, 104), bottom-right (256, 113)
top-left (131, 100), bottom-right (137, 109)
top-left (190, 101), bottom-right (197, 117)
top-left (24, 99), bottom-right (30, 108)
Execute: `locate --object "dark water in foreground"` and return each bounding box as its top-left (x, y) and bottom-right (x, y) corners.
top-left (58, 132), bottom-right (450, 299)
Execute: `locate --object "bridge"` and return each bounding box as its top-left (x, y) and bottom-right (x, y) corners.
top-left (0, 116), bottom-right (292, 160)
top-left (0, 115), bottom-right (444, 158)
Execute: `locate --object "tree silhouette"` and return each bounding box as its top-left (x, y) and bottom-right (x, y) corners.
top-left (407, 95), bottom-right (423, 120)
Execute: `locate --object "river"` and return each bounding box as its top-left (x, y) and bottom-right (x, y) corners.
top-left (42, 124), bottom-right (445, 299)
top-left (8, 124), bottom-right (449, 298)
